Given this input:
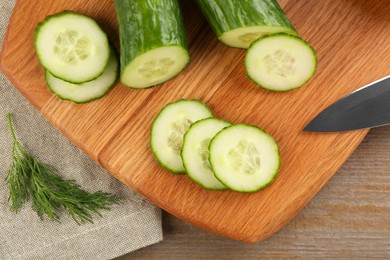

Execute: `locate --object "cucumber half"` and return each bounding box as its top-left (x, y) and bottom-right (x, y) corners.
top-left (181, 118), bottom-right (231, 190)
top-left (195, 0), bottom-right (296, 49)
top-left (151, 100), bottom-right (213, 174)
top-left (35, 11), bottom-right (110, 84)
top-left (245, 33), bottom-right (318, 91)
top-left (45, 47), bottom-right (118, 104)
top-left (209, 124), bottom-right (280, 193)
top-left (115, 0), bottom-right (190, 89)
top-left (121, 46), bottom-right (190, 89)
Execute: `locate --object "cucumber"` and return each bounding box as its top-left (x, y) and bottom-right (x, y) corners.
top-left (245, 33), bottom-right (317, 91)
top-left (151, 100), bottom-right (213, 174)
top-left (35, 11), bottom-right (110, 84)
top-left (195, 0), bottom-right (296, 48)
top-left (45, 47), bottom-right (118, 104)
top-left (209, 124), bottom-right (280, 193)
top-left (114, 0), bottom-right (190, 89)
top-left (181, 118), bottom-right (231, 190)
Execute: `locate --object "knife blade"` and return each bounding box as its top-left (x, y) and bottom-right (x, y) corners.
top-left (304, 75), bottom-right (390, 132)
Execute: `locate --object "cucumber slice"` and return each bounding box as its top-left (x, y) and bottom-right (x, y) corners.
top-left (209, 124), bottom-right (280, 193)
top-left (115, 0), bottom-right (190, 89)
top-left (181, 118), bottom-right (231, 190)
top-left (35, 11), bottom-right (110, 84)
top-left (151, 100), bottom-right (213, 174)
top-left (195, 0), bottom-right (296, 48)
top-left (245, 33), bottom-right (318, 92)
top-left (45, 47), bottom-right (118, 104)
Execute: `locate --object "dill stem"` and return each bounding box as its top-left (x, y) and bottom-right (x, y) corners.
top-left (7, 113), bottom-right (17, 142)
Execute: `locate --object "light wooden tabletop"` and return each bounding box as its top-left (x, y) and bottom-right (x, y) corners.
top-left (119, 127), bottom-right (390, 259)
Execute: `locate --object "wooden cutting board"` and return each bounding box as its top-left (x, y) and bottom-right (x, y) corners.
top-left (1, 0), bottom-right (389, 242)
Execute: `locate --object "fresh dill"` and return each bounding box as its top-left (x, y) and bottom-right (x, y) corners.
top-left (5, 113), bottom-right (121, 224)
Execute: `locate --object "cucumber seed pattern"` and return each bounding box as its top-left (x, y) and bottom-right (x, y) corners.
top-left (263, 49), bottom-right (296, 77)
top-left (198, 138), bottom-right (212, 170)
top-left (54, 31), bottom-right (91, 64)
top-left (228, 140), bottom-right (261, 174)
top-left (239, 32), bottom-right (262, 43)
top-left (138, 58), bottom-right (176, 79)
top-left (167, 118), bottom-right (193, 154)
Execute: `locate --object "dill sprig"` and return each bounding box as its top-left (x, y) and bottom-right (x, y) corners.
top-left (5, 113), bottom-right (121, 224)
top-left (6, 113), bottom-right (32, 212)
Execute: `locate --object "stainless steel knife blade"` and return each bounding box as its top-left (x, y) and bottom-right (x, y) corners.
top-left (304, 75), bottom-right (390, 132)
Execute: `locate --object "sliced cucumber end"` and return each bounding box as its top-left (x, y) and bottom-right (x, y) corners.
top-left (121, 46), bottom-right (190, 89)
top-left (151, 100), bottom-right (213, 174)
top-left (35, 11), bottom-right (110, 84)
top-left (209, 124), bottom-right (280, 193)
top-left (219, 26), bottom-right (297, 49)
top-left (245, 33), bottom-right (318, 92)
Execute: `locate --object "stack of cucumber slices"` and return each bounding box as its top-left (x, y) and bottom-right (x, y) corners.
top-left (34, 11), bottom-right (118, 103)
top-left (151, 100), bottom-right (280, 193)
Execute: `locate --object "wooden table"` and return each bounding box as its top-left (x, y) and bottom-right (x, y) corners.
top-left (118, 127), bottom-right (390, 258)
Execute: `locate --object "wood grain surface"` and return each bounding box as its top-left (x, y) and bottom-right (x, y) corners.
top-left (118, 127), bottom-right (390, 258)
top-left (1, 0), bottom-right (389, 242)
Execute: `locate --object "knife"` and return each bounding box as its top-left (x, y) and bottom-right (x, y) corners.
top-left (304, 75), bottom-right (390, 132)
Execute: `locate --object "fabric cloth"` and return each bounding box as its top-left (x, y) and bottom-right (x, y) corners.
top-left (0, 1), bottom-right (162, 259)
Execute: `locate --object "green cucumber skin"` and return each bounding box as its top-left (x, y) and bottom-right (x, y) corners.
top-left (45, 45), bottom-right (119, 104)
top-left (194, 0), bottom-right (296, 37)
top-left (209, 124), bottom-right (281, 193)
top-left (245, 33), bottom-right (318, 92)
top-left (34, 11), bottom-right (110, 84)
top-left (114, 0), bottom-right (189, 81)
top-left (150, 99), bottom-right (213, 175)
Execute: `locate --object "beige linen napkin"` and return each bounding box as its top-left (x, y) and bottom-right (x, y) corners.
top-left (0, 1), bottom-right (162, 259)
